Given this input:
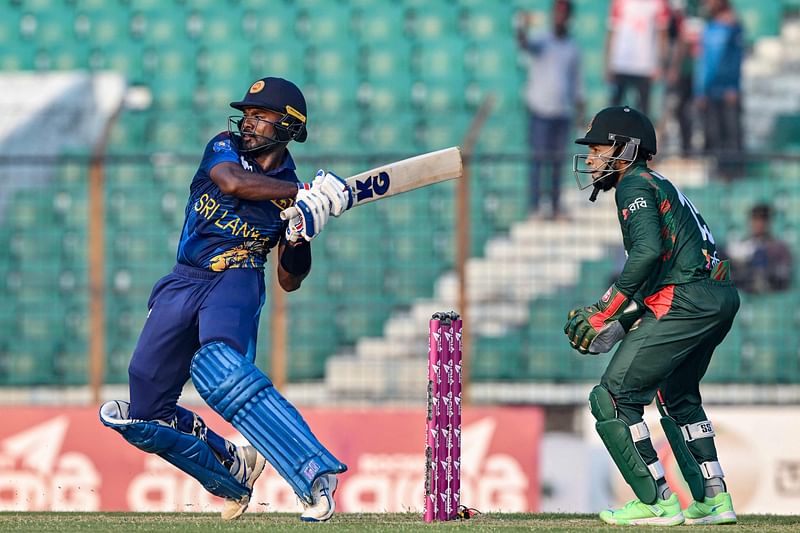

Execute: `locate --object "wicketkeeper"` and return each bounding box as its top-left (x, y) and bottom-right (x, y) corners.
top-left (565, 106), bottom-right (739, 526)
top-left (100, 77), bottom-right (352, 521)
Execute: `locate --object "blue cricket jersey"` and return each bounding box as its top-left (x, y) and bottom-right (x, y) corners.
top-left (176, 132), bottom-right (299, 271)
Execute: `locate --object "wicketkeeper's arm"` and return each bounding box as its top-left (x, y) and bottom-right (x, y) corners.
top-left (615, 187), bottom-right (662, 297)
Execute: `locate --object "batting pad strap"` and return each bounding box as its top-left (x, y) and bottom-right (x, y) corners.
top-left (629, 421), bottom-right (651, 443)
top-left (191, 342), bottom-right (347, 503)
top-left (700, 461), bottom-right (725, 479)
top-left (647, 460), bottom-right (666, 480)
top-left (681, 420), bottom-right (715, 442)
top-left (99, 400), bottom-right (249, 501)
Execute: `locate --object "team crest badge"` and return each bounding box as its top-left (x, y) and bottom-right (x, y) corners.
top-left (249, 80), bottom-right (265, 93)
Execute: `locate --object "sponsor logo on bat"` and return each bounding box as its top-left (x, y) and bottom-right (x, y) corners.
top-left (353, 171), bottom-right (391, 202)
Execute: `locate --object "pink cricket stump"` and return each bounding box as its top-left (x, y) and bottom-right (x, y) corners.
top-left (424, 317), bottom-right (441, 523)
top-left (436, 319), bottom-right (453, 520)
top-left (451, 318), bottom-right (463, 515)
top-left (425, 312), bottom-right (462, 522)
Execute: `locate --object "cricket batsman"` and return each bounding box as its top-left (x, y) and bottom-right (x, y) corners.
top-left (565, 106), bottom-right (739, 526)
top-left (99, 77), bottom-right (352, 521)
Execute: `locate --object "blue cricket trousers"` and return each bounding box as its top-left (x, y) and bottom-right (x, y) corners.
top-left (128, 264), bottom-right (266, 422)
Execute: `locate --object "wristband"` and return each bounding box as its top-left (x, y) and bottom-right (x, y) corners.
top-left (280, 240), bottom-right (311, 276)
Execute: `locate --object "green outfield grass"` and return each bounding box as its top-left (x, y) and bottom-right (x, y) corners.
top-left (1, 513), bottom-right (799, 533)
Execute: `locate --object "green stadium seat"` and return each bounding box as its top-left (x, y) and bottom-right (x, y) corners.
top-left (304, 74), bottom-right (361, 115)
top-left (418, 111), bottom-right (471, 149)
top-left (473, 331), bottom-right (526, 380)
top-left (307, 112), bottom-right (365, 155)
top-left (462, 2), bottom-right (515, 42)
top-left (296, 3), bottom-right (353, 44)
top-left (772, 114), bottom-right (800, 151)
top-left (54, 344), bottom-right (90, 386)
top-left (78, 8), bottom-right (130, 47)
top-left (334, 299), bottom-right (391, 345)
top-left (248, 40), bottom-right (307, 87)
top-left (197, 42), bottom-right (253, 100)
top-left (107, 111), bottom-right (151, 154)
top-left (242, 5), bottom-right (298, 44)
top-left (406, 3), bottom-right (459, 40)
top-left (474, 112), bottom-right (527, 154)
top-left (18, 8), bottom-right (74, 46)
top-left (362, 40), bottom-right (413, 81)
top-left (129, 6), bottom-right (189, 45)
top-left (361, 76), bottom-right (414, 112)
top-left (359, 112), bottom-right (421, 155)
top-left (186, 3), bottom-right (244, 45)
top-left (87, 40), bottom-right (148, 81)
top-left (734, 0), bottom-right (781, 41)
top-left (3, 339), bottom-right (57, 386)
top-left (413, 37), bottom-right (467, 82)
top-left (353, 3), bottom-right (406, 43)
top-left (0, 4), bottom-right (21, 47)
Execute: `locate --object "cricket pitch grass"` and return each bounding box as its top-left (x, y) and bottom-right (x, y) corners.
top-left (1, 512), bottom-right (799, 532)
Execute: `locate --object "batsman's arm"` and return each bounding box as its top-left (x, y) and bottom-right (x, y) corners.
top-left (276, 238), bottom-right (311, 292)
top-left (210, 162), bottom-right (301, 200)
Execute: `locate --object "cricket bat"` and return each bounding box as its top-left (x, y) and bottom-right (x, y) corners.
top-left (280, 146), bottom-right (462, 220)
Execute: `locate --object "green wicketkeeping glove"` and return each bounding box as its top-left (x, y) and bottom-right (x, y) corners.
top-left (564, 285), bottom-right (640, 354)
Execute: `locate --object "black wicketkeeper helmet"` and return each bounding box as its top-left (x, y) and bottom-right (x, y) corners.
top-left (573, 106), bottom-right (657, 201)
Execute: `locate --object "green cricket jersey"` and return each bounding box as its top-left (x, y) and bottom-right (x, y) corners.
top-left (614, 163), bottom-right (721, 300)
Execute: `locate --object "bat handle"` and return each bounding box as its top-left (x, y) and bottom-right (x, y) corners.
top-left (280, 206), bottom-right (300, 220)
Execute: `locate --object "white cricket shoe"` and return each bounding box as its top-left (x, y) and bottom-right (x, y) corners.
top-left (300, 473), bottom-right (338, 522)
top-left (221, 445), bottom-right (266, 520)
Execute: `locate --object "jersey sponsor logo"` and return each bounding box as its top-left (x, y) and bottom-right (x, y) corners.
top-left (628, 197), bottom-right (648, 211)
top-left (354, 171), bottom-right (391, 202)
top-left (622, 208), bottom-right (629, 221)
top-left (702, 249), bottom-right (721, 270)
top-left (240, 156), bottom-right (254, 172)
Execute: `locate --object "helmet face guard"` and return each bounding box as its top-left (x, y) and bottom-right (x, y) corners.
top-left (573, 133), bottom-right (640, 191)
top-left (227, 111), bottom-right (306, 154)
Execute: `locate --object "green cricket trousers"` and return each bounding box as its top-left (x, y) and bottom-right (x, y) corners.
top-left (600, 278), bottom-right (740, 467)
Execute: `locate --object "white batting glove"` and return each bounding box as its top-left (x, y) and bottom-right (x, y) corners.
top-left (284, 213), bottom-right (304, 243)
top-left (312, 169), bottom-right (353, 217)
top-left (286, 187), bottom-right (331, 241)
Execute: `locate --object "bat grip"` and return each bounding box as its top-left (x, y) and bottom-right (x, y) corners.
top-left (280, 206), bottom-right (300, 220)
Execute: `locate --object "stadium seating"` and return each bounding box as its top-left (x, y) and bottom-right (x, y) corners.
top-left (1, 0), bottom-right (799, 389)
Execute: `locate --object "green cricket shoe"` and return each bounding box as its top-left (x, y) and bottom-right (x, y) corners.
top-left (599, 493), bottom-right (685, 526)
top-left (683, 492), bottom-right (737, 525)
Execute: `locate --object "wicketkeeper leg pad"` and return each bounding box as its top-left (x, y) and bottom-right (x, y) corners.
top-left (190, 341), bottom-right (347, 503)
top-left (657, 400), bottom-right (723, 501)
top-left (589, 385), bottom-right (660, 504)
top-left (99, 400), bottom-right (249, 501)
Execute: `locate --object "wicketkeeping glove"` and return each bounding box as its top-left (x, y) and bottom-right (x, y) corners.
top-left (564, 285), bottom-right (640, 354)
top-left (312, 169), bottom-right (353, 217)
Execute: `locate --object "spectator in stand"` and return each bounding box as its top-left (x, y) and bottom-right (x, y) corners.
top-left (605, 0), bottom-right (671, 116)
top-left (665, 0), bottom-right (700, 156)
top-left (695, 0), bottom-right (744, 180)
top-left (726, 203), bottom-right (793, 294)
top-left (516, 0), bottom-right (584, 221)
